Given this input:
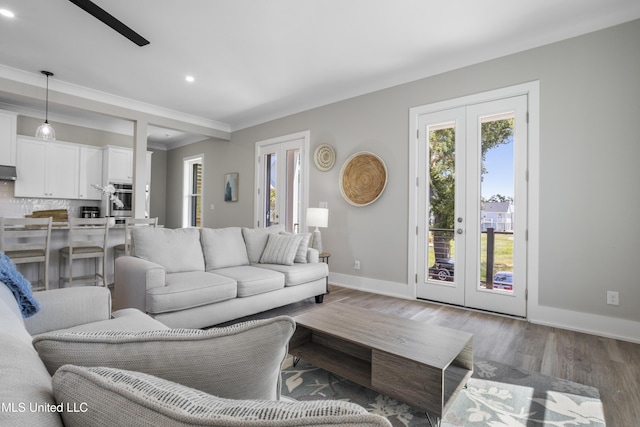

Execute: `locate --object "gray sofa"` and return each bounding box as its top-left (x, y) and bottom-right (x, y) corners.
top-left (115, 226), bottom-right (329, 328)
top-left (0, 280), bottom-right (391, 426)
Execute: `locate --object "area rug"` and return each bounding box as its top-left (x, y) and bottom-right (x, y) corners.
top-left (281, 359), bottom-right (605, 427)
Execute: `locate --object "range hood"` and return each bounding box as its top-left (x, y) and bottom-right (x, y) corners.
top-left (0, 165), bottom-right (17, 181)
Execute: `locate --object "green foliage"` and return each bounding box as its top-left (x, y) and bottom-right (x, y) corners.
top-left (429, 128), bottom-right (456, 230)
top-left (429, 118), bottom-right (513, 230)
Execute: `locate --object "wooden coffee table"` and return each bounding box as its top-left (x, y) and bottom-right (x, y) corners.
top-left (289, 303), bottom-right (473, 421)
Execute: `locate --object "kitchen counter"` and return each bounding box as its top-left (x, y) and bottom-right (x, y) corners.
top-left (50, 222), bottom-right (126, 230)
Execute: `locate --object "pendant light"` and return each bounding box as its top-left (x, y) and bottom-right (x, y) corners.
top-left (35, 70), bottom-right (55, 140)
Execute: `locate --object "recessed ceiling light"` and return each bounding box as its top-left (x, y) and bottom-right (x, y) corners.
top-left (0, 9), bottom-right (15, 18)
top-left (185, 75), bottom-right (195, 83)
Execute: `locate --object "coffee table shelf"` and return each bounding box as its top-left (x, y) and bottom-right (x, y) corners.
top-left (289, 303), bottom-right (473, 418)
top-left (292, 341), bottom-right (373, 388)
top-left (443, 364), bottom-right (473, 413)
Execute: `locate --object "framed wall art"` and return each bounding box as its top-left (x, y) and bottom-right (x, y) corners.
top-left (224, 172), bottom-right (238, 202)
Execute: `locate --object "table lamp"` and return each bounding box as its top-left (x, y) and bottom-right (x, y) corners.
top-left (307, 208), bottom-right (328, 253)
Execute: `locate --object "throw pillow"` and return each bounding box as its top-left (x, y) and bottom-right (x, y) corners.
top-left (241, 224), bottom-right (285, 263)
top-left (131, 227), bottom-right (204, 274)
top-left (200, 227), bottom-right (250, 270)
top-left (281, 232), bottom-right (311, 263)
top-left (33, 316), bottom-right (295, 401)
top-left (259, 233), bottom-right (302, 266)
top-left (53, 365), bottom-right (391, 427)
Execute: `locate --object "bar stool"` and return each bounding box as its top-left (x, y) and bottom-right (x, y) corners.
top-left (59, 217), bottom-right (109, 287)
top-left (0, 217), bottom-right (53, 291)
top-left (113, 217), bottom-right (159, 258)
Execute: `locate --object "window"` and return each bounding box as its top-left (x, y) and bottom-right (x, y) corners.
top-left (183, 155), bottom-right (203, 227)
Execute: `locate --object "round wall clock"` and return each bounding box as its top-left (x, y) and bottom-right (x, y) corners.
top-left (339, 151), bottom-right (387, 206)
top-left (314, 144), bottom-right (336, 171)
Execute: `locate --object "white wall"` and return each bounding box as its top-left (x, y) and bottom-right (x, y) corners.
top-left (165, 20), bottom-right (640, 340)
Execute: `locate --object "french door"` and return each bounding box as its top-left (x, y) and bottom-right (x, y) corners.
top-left (415, 95), bottom-right (528, 317)
top-left (255, 131), bottom-right (309, 233)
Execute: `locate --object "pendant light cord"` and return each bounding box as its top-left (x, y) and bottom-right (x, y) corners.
top-left (45, 73), bottom-right (49, 122)
top-left (41, 70), bottom-right (53, 123)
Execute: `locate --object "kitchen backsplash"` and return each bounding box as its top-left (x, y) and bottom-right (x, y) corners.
top-left (0, 181), bottom-right (100, 219)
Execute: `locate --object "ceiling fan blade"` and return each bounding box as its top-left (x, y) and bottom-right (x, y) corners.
top-left (68, 0), bottom-right (150, 46)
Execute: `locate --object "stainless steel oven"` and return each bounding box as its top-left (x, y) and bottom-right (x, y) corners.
top-left (109, 183), bottom-right (132, 218)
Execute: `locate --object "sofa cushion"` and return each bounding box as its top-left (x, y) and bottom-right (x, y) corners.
top-left (24, 287), bottom-right (113, 336)
top-left (201, 227), bottom-right (250, 270)
top-left (241, 225), bottom-right (285, 263)
top-left (0, 284), bottom-right (61, 425)
top-left (0, 337), bottom-right (63, 427)
top-left (53, 365), bottom-right (391, 427)
top-left (35, 316), bottom-right (295, 401)
top-left (257, 262), bottom-right (329, 286)
top-left (0, 282), bottom-right (30, 345)
top-left (132, 227), bottom-right (205, 273)
top-left (147, 272), bottom-right (237, 314)
top-left (52, 308), bottom-right (170, 334)
top-left (213, 266), bottom-right (284, 297)
top-left (259, 233), bottom-right (302, 266)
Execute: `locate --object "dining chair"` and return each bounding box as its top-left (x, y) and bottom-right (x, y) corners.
top-left (0, 217), bottom-right (53, 291)
top-left (59, 217), bottom-right (109, 287)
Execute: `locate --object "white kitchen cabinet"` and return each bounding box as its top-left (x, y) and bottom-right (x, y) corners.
top-left (15, 137), bottom-right (79, 199)
top-left (103, 146), bottom-right (152, 184)
top-left (103, 146), bottom-right (133, 182)
top-left (0, 109), bottom-right (18, 166)
top-left (78, 146), bottom-right (103, 200)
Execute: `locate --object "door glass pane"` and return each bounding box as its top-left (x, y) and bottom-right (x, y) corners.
top-left (427, 122), bottom-right (456, 284)
top-left (479, 113), bottom-right (515, 292)
top-left (264, 153), bottom-right (277, 227)
top-left (285, 148), bottom-right (301, 233)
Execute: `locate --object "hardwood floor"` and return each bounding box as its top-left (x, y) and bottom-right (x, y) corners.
top-left (236, 285), bottom-right (640, 427)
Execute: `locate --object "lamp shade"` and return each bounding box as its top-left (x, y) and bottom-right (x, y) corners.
top-left (306, 208), bottom-right (328, 228)
top-left (35, 121), bottom-right (55, 140)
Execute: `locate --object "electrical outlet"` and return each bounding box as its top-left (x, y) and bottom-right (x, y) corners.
top-left (607, 291), bottom-right (619, 306)
top-left (354, 260), bottom-right (360, 270)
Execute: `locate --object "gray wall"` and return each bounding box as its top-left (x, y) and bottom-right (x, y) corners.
top-left (166, 19), bottom-right (640, 323)
top-left (165, 138), bottom-right (254, 229)
top-left (148, 148), bottom-right (167, 226)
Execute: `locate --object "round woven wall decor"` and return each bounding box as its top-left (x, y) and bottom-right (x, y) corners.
top-left (339, 151), bottom-right (388, 206)
top-left (314, 144), bottom-right (336, 171)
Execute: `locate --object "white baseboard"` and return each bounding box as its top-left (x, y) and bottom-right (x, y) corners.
top-left (330, 272), bottom-right (414, 300)
top-left (528, 305), bottom-right (640, 344)
top-left (330, 273), bottom-right (640, 344)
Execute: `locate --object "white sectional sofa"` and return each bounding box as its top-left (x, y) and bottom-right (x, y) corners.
top-left (0, 279), bottom-right (390, 427)
top-left (114, 225), bottom-right (329, 328)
